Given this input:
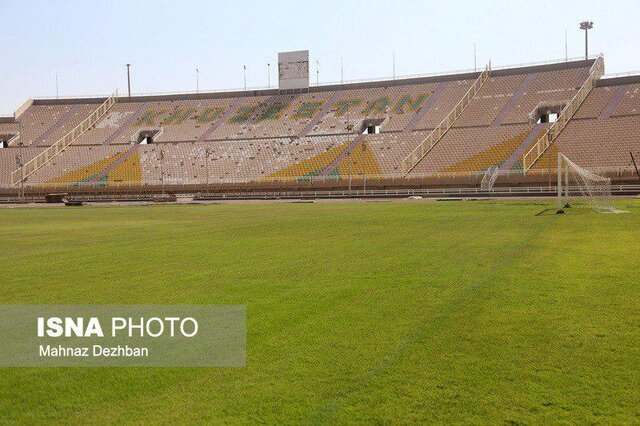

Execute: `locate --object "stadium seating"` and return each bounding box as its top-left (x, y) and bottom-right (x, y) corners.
top-left (3, 58), bottom-right (637, 190)
top-left (26, 145), bottom-right (128, 185)
top-left (454, 74), bottom-right (528, 127)
top-left (532, 114), bottom-right (640, 174)
top-left (410, 124), bottom-right (531, 175)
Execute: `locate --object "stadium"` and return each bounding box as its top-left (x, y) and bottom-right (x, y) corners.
top-left (1, 1), bottom-right (639, 424)
top-left (1, 54), bottom-right (639, 202)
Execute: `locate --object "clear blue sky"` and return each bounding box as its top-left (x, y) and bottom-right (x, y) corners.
top-left (1, 0), bottom-right (639, 114)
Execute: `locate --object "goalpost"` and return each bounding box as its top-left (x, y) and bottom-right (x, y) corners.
top-left (480, 165), bottom-right (500, 191)
top-left (556, 153), bottom-right (626, 214)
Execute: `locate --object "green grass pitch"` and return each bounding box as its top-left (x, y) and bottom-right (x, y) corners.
top-left (0, 199), bottom-right (639, 423)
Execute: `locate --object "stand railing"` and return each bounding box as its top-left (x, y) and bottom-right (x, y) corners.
top-left (522, 56), bottom-right (605, 173)
top-left (11, 92), bottom-right (117, 185)
top-left (402, 63), bottom-right (491, 176)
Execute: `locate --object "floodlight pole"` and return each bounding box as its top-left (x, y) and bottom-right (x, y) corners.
top-left (584, 28), bottom-right (588, 59)
top-left (580, 21), bottom-right (594, 60)
top-left (243, 65), bottom-right (247, 91)
top-left (196, 68), bottom-right (200, 93)
top-left (267, 63), bottom-right (271, 89)
top-left (126, 64), bottom-right (131, 98)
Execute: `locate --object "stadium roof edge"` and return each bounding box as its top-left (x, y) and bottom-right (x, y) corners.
top-left (27, 57), bottom-right (599, 107)
top-left (597, 72), bottom-right (640, 87)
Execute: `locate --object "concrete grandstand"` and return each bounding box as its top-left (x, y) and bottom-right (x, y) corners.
top-left (1, 55), bottom-right (639, 200)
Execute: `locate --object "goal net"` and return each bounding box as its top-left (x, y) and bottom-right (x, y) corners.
top-left (557, 153), bottom-right (626, 214)
top-left (480, 165), bottom-right (500, 191)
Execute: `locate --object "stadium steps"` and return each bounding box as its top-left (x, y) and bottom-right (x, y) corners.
top-left (491, 73), bottom-right (537, 127)
top-left (104, 148), bottom-right (142, 184)
top-left (442, 131), bottom-right (529, 173)
top-left (336, 139), bottom-right (382, 177)
top-left (90, 144), bottom-right (141, 183)
top-left (297, 91), bottom-right (342, 138)
top-left (598, 84), bottom-right (630, 119)
top-left (522, 56), bottom-right (604, 171)
top-left (319, 135), bottom-right (364, 177)
top-left (44, 152), bottom-right (125, 186)
top-left (499, 122), bottom-right (548, 171)
top-left (403, 82), bottom-right (449, 132)
top-left (264, 142), bottom-right (348, 181)
top-left (31, 105), bottom-right (81, 147)
top-left (402, 64), bottom-right (491, 175)
top-left (12, 93), bottom-right (117, 185)
top-left (197, 97), bottom-right (243, 141)
top-left (102, 103), bottom-right (149, 145)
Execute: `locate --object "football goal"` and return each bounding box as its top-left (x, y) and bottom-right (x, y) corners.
top-left (556, 153), bottom-right (626, 214)
top-left (480, 165), bottom-right (500, 191)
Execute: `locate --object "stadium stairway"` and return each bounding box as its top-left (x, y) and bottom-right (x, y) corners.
top-left (441, 130), bottom-right (530, 173)
top-left (336, 139), bottom-right (382, 177)
top-left (264, 141), bottom-right (348, 181)
top-left (319, 135), bottom-right (364, 177)
top-left (31, 105), bottom-right (81, 147)
top-left (403, 82), bottom-right (448, 132)
top-left (103, 103), bottom-right (149, 145)
top-left (197, 97), bottom-right (243, 141)
top-left (90, 144), bottom-right (141, 183)
top-left (491, 73), bottom-right (537, 127)
top-left (598, 85), bottom-right (630, 120)
top-left (297, 91), bottom-right (342, 138)
top-left (43, 151), bottom-right (125, 186)
top-left (499, 122), bottom-right (548, 171)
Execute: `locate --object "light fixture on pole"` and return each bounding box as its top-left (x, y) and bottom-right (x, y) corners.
top-left (267, 63), bottom-right (271, 89)
top-left (316, 60), bottom-right (319, 86)
top-left (55, 73), bottom-right (59, 99)
top-left (243, 65), bottom-right (247, 91)
top-left (579, 21), bottom-right (594, 60)
top-left (196, 68), bottom-right (199, 93)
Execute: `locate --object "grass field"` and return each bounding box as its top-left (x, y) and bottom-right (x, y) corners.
top-left (0, 199), bottom-right (639, 423)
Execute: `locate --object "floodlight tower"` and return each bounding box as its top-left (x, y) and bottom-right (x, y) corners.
top-left (580, 21), bottom-right (594, 60)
